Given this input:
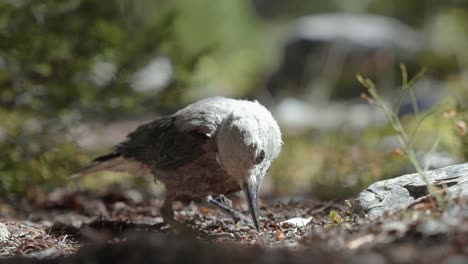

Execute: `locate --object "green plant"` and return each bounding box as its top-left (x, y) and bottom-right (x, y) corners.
top-left (357, 65), bottom-right (445, 207)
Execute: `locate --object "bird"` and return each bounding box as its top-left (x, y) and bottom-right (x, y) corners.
top-left (72, 97), bottom-right (283, 231)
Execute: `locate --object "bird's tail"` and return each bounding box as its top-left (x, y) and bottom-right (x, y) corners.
top-left (70, 152), bottom-right (151, 179)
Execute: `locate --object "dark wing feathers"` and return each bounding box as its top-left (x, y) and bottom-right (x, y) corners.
top-left (92, 152), bottom-right (121, 162)
top-left (115, 116), bottom-right (173, 161)
top-left (116, 116), bottom-right (209, 170)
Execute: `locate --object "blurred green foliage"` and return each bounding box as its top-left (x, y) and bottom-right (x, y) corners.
top-left (1, 0), bottom-right (467, 202)
top-left (260, 1), bottom-right (468, 199)
top-left (0, 109), bottom-right (88, 199)
top-left (447, 76), bottom-right (468, 161)
top-left (0, 0), bottom-right (269, 115)
top-left (270, 104), bottom-right (464, 201)
top-left (0, 0), bottom-right (204, 116)
top-left (0, 0), bottom-right (182, 200)
top-left (0, 0), bottom-right (269, 200)
top-left (270, 133), bottom-right (409, 200)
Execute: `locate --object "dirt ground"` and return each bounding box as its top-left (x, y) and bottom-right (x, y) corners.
top-left (0, 185), bottom-right (466, 264)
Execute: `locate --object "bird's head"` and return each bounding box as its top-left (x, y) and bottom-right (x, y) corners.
top-left (216, 101), bottom-right (282, 231)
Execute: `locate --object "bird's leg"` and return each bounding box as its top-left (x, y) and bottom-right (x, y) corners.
top-left (206, 195), bottom-right (253, 226)
top-left (161, 193), bottom-right (175, 225)
top-left (160, 193), bottom-right (198, 235)
top-left (214, 194), bottom-right (233, 207)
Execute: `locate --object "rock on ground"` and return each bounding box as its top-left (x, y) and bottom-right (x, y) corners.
top-left (355, 163), bottom-right (468, 220)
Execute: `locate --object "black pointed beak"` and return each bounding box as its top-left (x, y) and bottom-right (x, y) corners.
top-left (244, 181), bottom-right (261, 231)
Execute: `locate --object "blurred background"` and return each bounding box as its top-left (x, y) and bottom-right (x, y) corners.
top-left (1, 0), bottom-right (467, 204)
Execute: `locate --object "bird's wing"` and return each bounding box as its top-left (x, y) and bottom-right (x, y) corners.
top-left (116, 116), bottom-right (210, 170)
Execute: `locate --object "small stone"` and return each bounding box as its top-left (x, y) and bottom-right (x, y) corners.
top-left (280, 217), bottom-right (313, 228)
top-left (239, 225), bottom-right (251, 231)
top-left (0, 223), bottom-right (10, 241)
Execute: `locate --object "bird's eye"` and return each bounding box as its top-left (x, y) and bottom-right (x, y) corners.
top-left (255, 149), bottom-right (265, 164)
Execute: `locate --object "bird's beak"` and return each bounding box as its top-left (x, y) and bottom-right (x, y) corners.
top-left (243, 176), bottom-right (261, 231)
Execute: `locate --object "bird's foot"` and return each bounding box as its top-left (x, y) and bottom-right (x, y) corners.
top-left (206, 195), bottom-right (255, 228)
top-left (213, 194), bottom-right (233, 207)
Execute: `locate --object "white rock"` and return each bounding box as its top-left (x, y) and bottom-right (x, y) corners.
top-left (0, 223), bottom-right (10, 241)
top-left (280, 217), bottom-right (313, 228)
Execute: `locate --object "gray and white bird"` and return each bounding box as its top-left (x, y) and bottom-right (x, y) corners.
top-left (73, 97), bottom-right (283, 231)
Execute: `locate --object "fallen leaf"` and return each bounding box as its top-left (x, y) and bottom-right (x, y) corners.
top-left (329, 210), bottom-right (342, 224)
